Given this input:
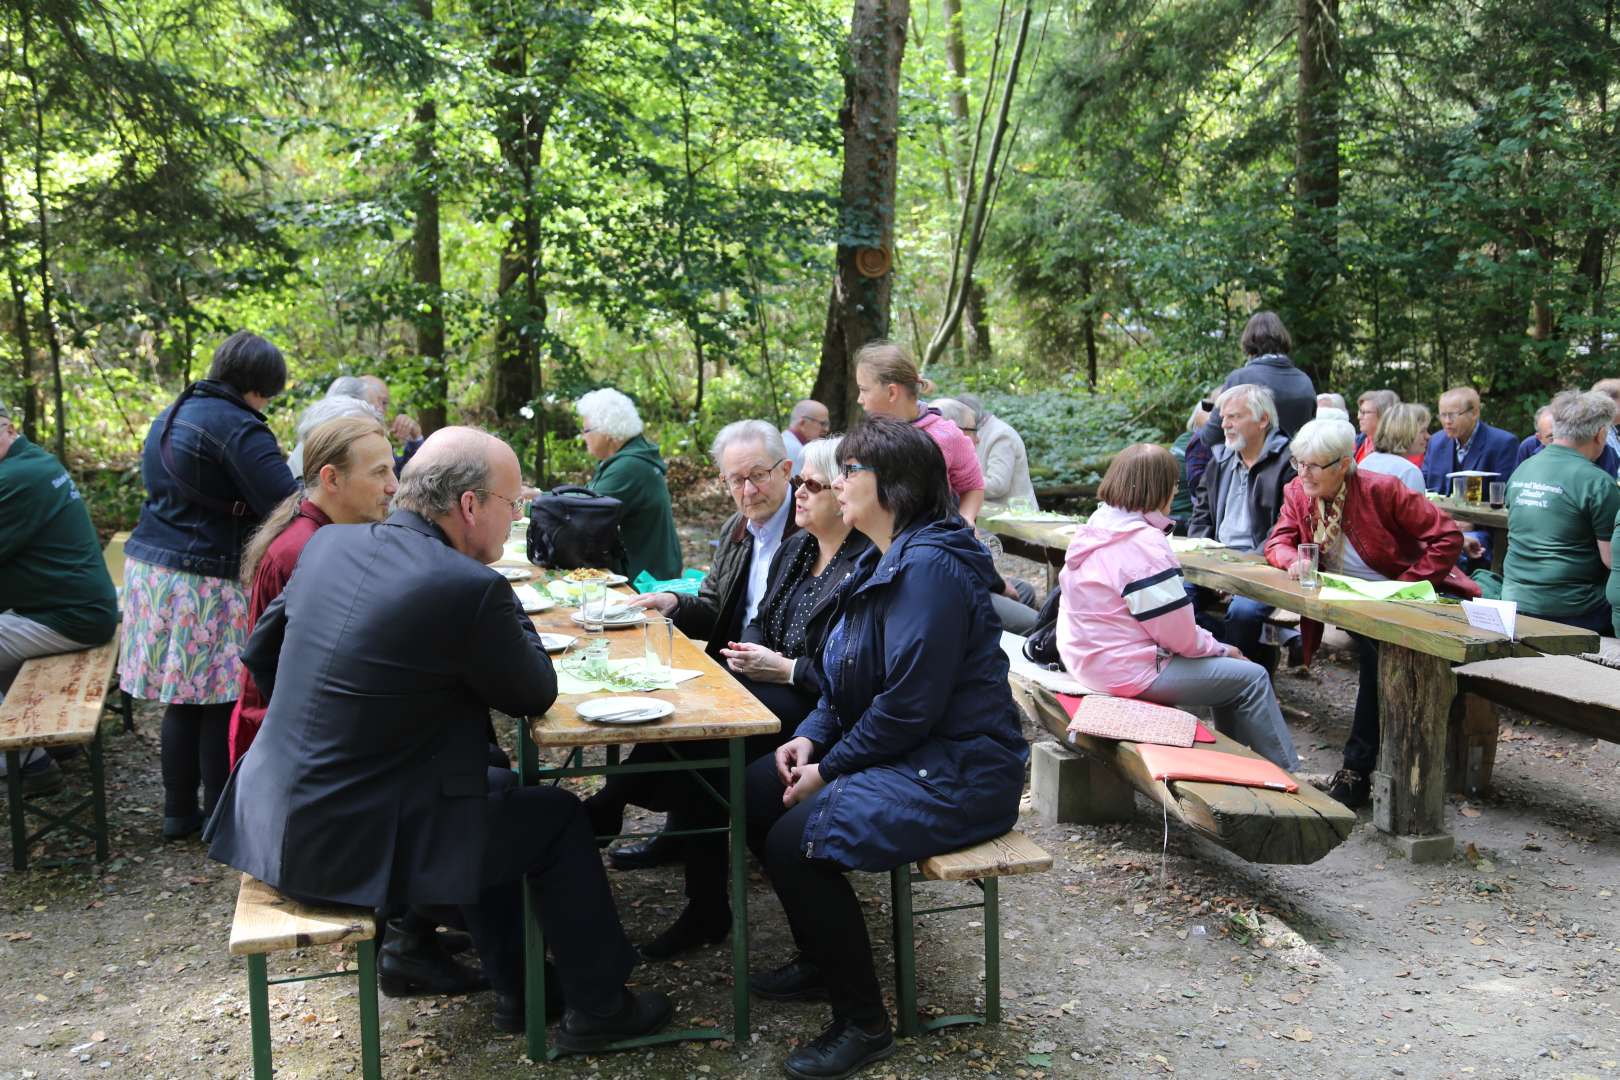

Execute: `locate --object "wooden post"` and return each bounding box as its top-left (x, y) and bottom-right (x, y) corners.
top-left (1372, 646), bottom-right (1455, 862)
top-left (1446, 691), bottom-right (1498, 796)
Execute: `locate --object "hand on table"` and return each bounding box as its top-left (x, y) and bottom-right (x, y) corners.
top-left (783, 762), bottom-right (826, 808)
top-left (719, 642), bottom-right (794, 684)
top-left (775, 736), bottom-right (815, 786)
top-left (1286, 558), bottom-right (1306, 580)
top-left (628, 592), bottom-right (679, 615)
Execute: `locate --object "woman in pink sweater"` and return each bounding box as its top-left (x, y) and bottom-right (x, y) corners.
top-left (1056, 444), bottom-right (1297, 769)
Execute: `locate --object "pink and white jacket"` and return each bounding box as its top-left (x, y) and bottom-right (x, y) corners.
top-left (1056, 504), bottom-right (1226, 697)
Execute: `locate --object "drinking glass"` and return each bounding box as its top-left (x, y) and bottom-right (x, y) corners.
top-left (1009, 496), bottom-right (1037, 515)
top-left (1451, 477), bottom-right (1470, 503)
top-left (1489, 481), bottom-right (1506, 509)
top-left (580, 581), bottom-right (608, 633)
top-left (1297, 543), bottom-right (1321, 590)
top-left (642, 614), bottom-right (674, 679)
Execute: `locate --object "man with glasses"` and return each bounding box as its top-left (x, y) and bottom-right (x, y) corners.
top-left (1421, 386), bottom-right (1519, 495)
top-left (781, 399), bottom-right (830, 475)
top-left (617, 421), bottom-right (797, 871)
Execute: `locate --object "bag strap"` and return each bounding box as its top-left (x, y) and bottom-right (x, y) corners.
top-left (158, 383), bottom-right (251, 519)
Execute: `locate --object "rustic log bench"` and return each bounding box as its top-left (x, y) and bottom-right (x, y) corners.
top-left (1452, 653), bottom-right (1620, 749)
top-left (1, 638), bottom-right (118, 870)
top-left (1007, 671), bottom-right (1356, 864)
top-left (890, 831), bottom-right (1052, 1036)
top-left (230, 874), bottom-right (381, 1080)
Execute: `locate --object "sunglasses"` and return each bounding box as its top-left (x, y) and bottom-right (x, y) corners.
top-left (798, 476), bottom-right (832, 495)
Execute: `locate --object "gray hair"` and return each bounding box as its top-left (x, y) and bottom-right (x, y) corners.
top-left (393, 442), bottom-right (493, 518)
top-left (296, 395), bottom-right (382, 443)
top-left (1358, 388), bottom-right (1400, 415)
top-left (1535, 404), bottom-right (1556, 425)
top-left (575, 387), bottom-right (644, 441)
top-left (327, 375), bottom-right (368, 400)
top-left (1316, 392), bottom-right (1347, 412)
top-left (1291, 417), bottom-right (1357, 470)
top-left (956, 393), bottom-right (989, 427)
top-left (710, 419), bottom-right (786, 467)
top-left (1316, 406), bottom-right (1351, 423)
top-left (1551, 389), bottom-right (1617, 444)
top-left (1216, 383), bottom-right (1279, 432)
top-left (800, 435), bottom-right (843, 484)
top-left (930, 397), bottom-right (975, 432)
top-left (789, 399), bottom-right (826, 424)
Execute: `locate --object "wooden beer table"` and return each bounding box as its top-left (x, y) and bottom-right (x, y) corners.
top-left (1438, 498), bottom-right (1509, 573)
top-left (514, 582), bottom-right (779, 1060)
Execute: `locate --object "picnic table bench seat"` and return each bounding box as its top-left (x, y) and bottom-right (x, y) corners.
top-left (230, 874), bottom-right (381, 1079)
top-left (1453, 654), bottom-right (1620, 745)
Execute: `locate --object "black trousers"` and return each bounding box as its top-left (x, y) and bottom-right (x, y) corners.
top-left (1343, 632), bottom-right (1381, 774)
top-left (459, 784), bottom-right (638, 1015)
top-left (744, 753), bottom-right (886, 1028)
top-left (584, 675), bottom-right (810, 909)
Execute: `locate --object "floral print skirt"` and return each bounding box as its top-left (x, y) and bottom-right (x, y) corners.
top-left (118, 558), bottom-right (250, 705)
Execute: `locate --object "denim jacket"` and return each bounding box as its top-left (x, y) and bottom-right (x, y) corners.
top-left (125, 380), bottom-right (298, 580)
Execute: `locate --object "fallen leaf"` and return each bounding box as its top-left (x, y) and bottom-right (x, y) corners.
top-left (90, 1031), bottom-right (106, 1042)
top-left (1287, 1027), bottom-right (1314, 1042)
top-left (1460, 805), bottom-right (1481, 818)
top-left (5, 931), bottom-right (33, 942)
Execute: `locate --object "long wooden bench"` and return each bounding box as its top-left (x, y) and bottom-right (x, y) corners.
top-left (1453, 653), bottom-right (1620, 745)
top-left (889, 831), bottom-right (1051, 1036)
top-left (1, 638), bottom-right (118, 870)
top-left (230, 874), bottom-right (381, 1080)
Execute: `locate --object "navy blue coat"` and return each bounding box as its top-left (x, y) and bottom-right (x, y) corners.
top-left (126, 380), bottom-right (298, 580)
top-left (1515, 433), bottom-right (1620, 478)
top-left (1422, 420), bottom-right (1520, 494)
top-left (794, 518), bottom-right (1028, 871)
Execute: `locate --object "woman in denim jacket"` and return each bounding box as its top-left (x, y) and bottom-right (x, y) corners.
top-left (120, 331), bottom-right (297, 839)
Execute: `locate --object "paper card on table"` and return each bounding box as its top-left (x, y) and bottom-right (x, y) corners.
top-left (1136, 744), bottom-right (1298, 792)
top-left (1461, 598), bottom-right (1517, 640)
top-left (1316, 572), bottom-right (1438, 603)
top-left (1054, 693), bottom-right (1198, 748)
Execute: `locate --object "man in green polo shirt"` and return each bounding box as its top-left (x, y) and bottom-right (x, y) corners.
top-left (0, 401), bottom-right (119, 793)
top-left (1502, 390), bottom-right (1620, 635)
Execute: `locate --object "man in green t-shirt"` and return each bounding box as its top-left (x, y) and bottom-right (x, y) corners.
top-left (0, 401), bottom-right (120, 793)
top-left (1502, 390), bottom-right (1620, 635)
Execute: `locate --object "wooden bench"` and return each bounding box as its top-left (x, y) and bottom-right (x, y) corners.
top-left (1, 638), bottom-right (119, 870)
top-left (1009, 673), bottom-right (1357, 864)
top-left (889, 831), bottom-right (1051, 1036)
top-left (1453, 654), bottom-right (1620, 747)
top-left (230, 874), bottom-right (381, 1080)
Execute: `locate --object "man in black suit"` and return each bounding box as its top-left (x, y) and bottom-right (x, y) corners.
top-left (206, 427), bottom-right (669, 1049)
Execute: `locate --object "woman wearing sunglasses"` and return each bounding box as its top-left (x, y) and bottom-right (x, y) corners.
top-left (745, 416), bottom-right (1026, 1080)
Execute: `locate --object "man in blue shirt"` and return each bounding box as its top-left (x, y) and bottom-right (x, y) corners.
top-left (1421, 386), bottom-right (1520, 494)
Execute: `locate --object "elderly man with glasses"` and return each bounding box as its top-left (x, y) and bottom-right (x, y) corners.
top-left (1420, 386), bottom-right (1520, 495)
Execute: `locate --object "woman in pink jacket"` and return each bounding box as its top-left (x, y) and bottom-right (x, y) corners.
top-left (1056, 444), bottom-right (1298, 769)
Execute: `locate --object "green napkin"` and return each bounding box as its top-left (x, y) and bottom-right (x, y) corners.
top-left (555, 657), bottom-right (702, 695)
top-left (1316, 572), bottom-right (1437, 603)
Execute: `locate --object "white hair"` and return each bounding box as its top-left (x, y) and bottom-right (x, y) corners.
top-left (1316, 406), bottom-right (1351, 423)
top-left (1551, 389), bottom-right (1617, 444)
top-left (297, 395), bottom-right (381, 442)
top-left (1216, 383), bottom-right (1279, 431)
top-left (1291, 417), bottom-right (1356, 468)
top-left (1316, 392), bottom-right (1347, 412)
top-left (956, 393), bottom-right (989, 426)
top-left (799, 435), bottom-right (843, 483)
top-left (789, 399), bottom-right (825, 424)
top-left (575, 388), bottom-right (644, 441)
top-left (710, 419), bottom-right (786, 467)
top-left (327, 375), bottom-right (368, 400)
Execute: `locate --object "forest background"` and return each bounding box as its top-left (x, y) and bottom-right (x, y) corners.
top-left (3, 0), bottom-right (1618, 531)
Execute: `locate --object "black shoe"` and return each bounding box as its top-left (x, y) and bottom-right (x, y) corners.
top-left (493, 987), bottom-right (566, 1032)
top-left (555, 990), bottom-right (673, 1054)
top-left (17, 756), bottom-right (64, 798)
top-left (436, 927), bottom-right (475, 955)
top-left (1325, 768), bottom-right (1371, 810)
top-left (378, 919), bottom-right (489, 997)
top-left (750, 956), bottom-right (828, 1002)
top-left (783, 1018), bottom-right (896, 1080)
top-left (162, 813), bottom-right (203, 840)
top-left (639, 904), bottom-right (730, 961)
top-left (607, 831), bottom-right (681, 871)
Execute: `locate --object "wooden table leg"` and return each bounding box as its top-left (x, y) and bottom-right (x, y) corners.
top-left (1371, 646), bottom-right (1455, 863)
top-left (1446, 692), bottom-right (1498, 796)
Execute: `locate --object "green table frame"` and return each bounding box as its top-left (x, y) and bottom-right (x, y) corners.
top-left (244, 942), bottom-right (382, 1080)
top-left (516, 723), bottom-right (751, 1061)
top-left (5, 727), bottom-right (108, 871)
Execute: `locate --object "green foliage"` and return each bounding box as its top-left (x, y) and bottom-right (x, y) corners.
top-left (978, 384), bottom-right (1163, 487)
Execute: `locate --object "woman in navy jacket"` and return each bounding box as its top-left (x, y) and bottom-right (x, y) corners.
top-left (746, 416), bottom-right (1028, 1080)
top-left (120, 331), bottom-right (297, 839)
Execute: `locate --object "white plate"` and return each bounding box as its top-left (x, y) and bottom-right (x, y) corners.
top-left (568, 607), bottom-right (646, 628)
top-left (540, 633), bottom-right (576, 653)
top-left (558, 571), bottom-right (630, 587)
top-left (577, 697), bottom-right (673, 725)
top-left (514, 586), bottom-right (555, 614)
top-left (497, 566), bottom-right (532, 581)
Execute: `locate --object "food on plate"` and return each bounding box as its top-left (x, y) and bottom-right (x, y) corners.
top-left (563, 567), bottom-right (615, 583)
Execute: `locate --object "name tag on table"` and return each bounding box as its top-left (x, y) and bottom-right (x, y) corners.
top-left (1461, 598), bottom-right (1517, 640)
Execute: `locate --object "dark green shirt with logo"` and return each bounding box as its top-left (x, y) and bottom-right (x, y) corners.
top-left (1502, 444), bottom-right (1620, 617)
top-left (0, 435), bottom-right (119, 644)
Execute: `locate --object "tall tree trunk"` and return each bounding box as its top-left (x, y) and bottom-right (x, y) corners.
top-left (941, 0), bottom-right (990, 363)
top-left (489, 31), bottom-right (541, 419)
top-left (0, 147), bottom-right (37, 440)
top-left (1080, 260), bottom-right (1097, 390)
top-left (812, 0), bottom-right (909, 429)
top-left (1285, 0), bottom-right (1340, 389)
top-left (412, 0), bottom-right (448, 435)
top-left (23, 14), bottom-right (64, 461)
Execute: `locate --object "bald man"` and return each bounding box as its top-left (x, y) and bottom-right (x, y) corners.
top-left (207, 428), bottom-right (670, 1047)
top-left (1420, 386), bottom-right (1520, 495)
top-left (781, 398), bottom-right (829, 474)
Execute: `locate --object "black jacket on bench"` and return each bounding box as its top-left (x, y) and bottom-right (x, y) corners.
top-left (204, 509), bottom-right (557, 908)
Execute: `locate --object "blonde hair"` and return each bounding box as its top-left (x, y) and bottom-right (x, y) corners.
top-left (854, 340), bottom-right (936, 397)
top-left (241, 415), bottom-right (387, 585)
top-left (1373, 403), bottom-right (1429, 455)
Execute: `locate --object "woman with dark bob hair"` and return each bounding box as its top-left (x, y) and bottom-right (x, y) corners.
top-left (120, 331), bottom-right (299, 839)
top-left (745, 416), bottom-right (1027, 1080)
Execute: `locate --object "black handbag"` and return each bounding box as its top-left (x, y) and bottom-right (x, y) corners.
top-left (527, 485), bottom-right (627, 571)
top-left (1021, 584), bottom-right (1064, 669)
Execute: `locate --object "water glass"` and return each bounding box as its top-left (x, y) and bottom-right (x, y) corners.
top-left (642, 614), bottom-right (674, 679)
top-left (1009, 496), bottom-right (1037, 515)
top-left (580, 581), bottom-right (608, 633)
top-left (1451, 476), bottom-right (1470, 503)
top-left (1489, 481), bottom-right (1506, 509)
top-left (1297, 543), bottom-right (1321, 590)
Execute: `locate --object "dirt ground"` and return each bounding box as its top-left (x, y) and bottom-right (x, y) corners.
top-left (4, 529), bottom-right (1619, 1080)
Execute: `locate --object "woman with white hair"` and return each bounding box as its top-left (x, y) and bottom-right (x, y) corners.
top-left (1500, 390), bottom-right (1620, 635)
top-left (1264, 417), bottom-right (1477, 809)
top-left (578, 388), bottom-right (682, 581)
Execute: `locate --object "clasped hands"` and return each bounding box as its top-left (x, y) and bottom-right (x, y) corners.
top-left (774, 736), bottom-right (825, 808)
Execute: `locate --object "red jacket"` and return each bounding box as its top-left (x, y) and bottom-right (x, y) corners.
top-left (1263, 470), bottom-right (1480, 663)
top-left (227, 500), bottom-right (331, 765)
